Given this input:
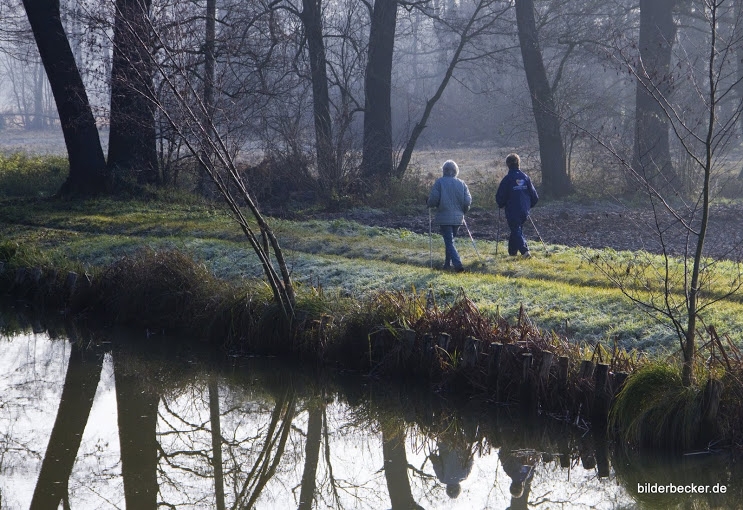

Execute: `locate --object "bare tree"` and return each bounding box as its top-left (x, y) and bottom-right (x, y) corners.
top-left (361, 0), bottom-right (398, 184)
top-left (591, 0), bottom-right (743, 386)
top-left (633, 0), bottom-right (679, 188)
top-left (22, 0), bottom-right (108, 196)
top-left (132, 12), bottom-right (297, 313)
top-left (395, 0), bottom-right (513, 178)
top-left (107, 0), bottom-right (159, 187)
top-left (300, 0), bottom-right (336, 193)
top-left (515, 0), bottom-right (572, 198)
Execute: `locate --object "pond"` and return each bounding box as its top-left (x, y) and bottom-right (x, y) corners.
top-left (0, 307), bottom-right (739, 509)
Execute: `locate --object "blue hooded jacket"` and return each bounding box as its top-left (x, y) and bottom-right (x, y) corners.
top-left (496, 167), bottom-right (539, 224)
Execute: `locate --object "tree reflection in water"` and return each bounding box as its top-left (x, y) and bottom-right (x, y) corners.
top-left (0, 315), bottom-right (739, 509)
top-left (30, 327), bottom-right (105, 510)
top-left (381, 416), bottom-right (424, 509)
top-left (114, 345), bottom-right (160, 510)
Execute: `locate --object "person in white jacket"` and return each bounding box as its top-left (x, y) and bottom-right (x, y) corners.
top-left (427, 160), bottom-right (472, 272)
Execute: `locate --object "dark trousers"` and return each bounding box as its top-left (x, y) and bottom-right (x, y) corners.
top-left (507, 219), bottom-right (529, 256)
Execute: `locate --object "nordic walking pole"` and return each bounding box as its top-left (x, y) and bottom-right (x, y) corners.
top-left (462, 218), bottom-right (481, 260)
top-left (428, 207), bottom-right (433, 269)
top-left (496, 207), bottom-right (501, 256)
top-left (527, 215), bottom-right (548, 255)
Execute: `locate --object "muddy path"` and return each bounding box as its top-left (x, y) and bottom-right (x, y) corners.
top-left (305, 201), bottom-right (743, 261)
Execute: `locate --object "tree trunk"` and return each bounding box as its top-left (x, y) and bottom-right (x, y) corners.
top-left (22, 0), bottom-right (108, 196)
top-left (31, 63), bottom-right (44, 130)
top-left (514, 0), bottom-right (571, 198)
top-left (633, 0), bottom-right (678, 188)
top-left (361, 0), bottom-right (397, 184)
top-left (301, 0), bottom-right (336, 194)
top-left (108, 0), bottom-right (159, 186)
top-left (198, 0), bottom-right (217, 198)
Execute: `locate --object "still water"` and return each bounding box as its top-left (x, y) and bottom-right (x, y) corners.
top-left (0, 314), bottom-right (740, 509)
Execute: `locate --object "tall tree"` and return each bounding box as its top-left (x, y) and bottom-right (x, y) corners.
top-left (514, 0), bottom-right (572, 198)
top-left (300, 0), bottom-right (337, 194)
top-left (22, 0), bottom-right (107, 196)
top-left (395, 0), bottom-right (512, 178)
top-left (197, 0), bottom-right (217, 197)
top-left (595, 0), bottom-right (743, 387)
top-left (633, 0), bottom-right (678, 188)
top-left (361, 0), bottom-right (398, 184)
top-left (735, 0), bottom-right (743, 180)
top-left (108, 0), bottom-right (159, 186)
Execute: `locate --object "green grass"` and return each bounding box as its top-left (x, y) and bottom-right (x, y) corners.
top-left (0, 153), bottom-right (68, 198)
top-left (2, 197), bottom-right (743, 353)
top-left (609, 363), bottom-right (706, 450)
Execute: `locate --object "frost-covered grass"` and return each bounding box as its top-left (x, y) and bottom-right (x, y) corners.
top-left (2, 197), bottom-right (743, 353)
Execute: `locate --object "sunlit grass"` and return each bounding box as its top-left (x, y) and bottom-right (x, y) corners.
top-left (2, 197), bottom-right (743, 352)
top-left (0, 153), bottom-right (68, 198)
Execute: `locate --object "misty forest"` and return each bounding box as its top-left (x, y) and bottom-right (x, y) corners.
top-left (5, 0), bottom-right (743, 198)
top-left (7, 1), bottom-right (743, 506)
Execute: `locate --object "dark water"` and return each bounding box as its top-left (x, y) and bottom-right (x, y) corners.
top-left (0, 310), bottom-right (741, 509)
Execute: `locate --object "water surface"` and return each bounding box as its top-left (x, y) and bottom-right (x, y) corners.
top-left (0, 313), bottom-right (739, 509)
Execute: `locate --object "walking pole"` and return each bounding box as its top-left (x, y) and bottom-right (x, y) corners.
top-left (462, 218), bottom-right (481, 260)
top-left (527, 215), bottom-right (548, 255)
top-left (428, 208), bottom-right (433, 269)
top-left (496, 207), bottom-right (501, 256)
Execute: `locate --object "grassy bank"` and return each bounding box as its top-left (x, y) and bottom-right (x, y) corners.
top-left (1, 197), bottom-right (743, 353)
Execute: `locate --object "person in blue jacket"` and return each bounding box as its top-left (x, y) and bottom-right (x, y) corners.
top-left (496, 153), bottom-right (539, 257)
top-left (427, 160), bottom-right (472, 272)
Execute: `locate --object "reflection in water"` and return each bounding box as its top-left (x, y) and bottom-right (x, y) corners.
top-left (209, 373), bottom-right (227, 510)
top-left (298, 397), bottom-right (323, 510)
top-left (382, 416), bottom-right (424, 509)
top-left (0, 314), bottom-right (741, 509)
top-left (114, 346), bottom-right (160, 510)
top-left (30, 329), bottom-right (105, 510)
top-left (499, 448), bottom-right (536, 509)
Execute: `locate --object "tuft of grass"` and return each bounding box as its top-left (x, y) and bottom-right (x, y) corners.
top-left (609, 363), bottom-right (706, 450)
top-left (84, 248), bottom-right (225, 334)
